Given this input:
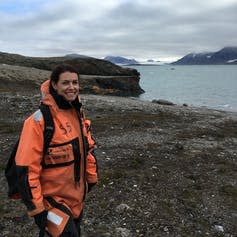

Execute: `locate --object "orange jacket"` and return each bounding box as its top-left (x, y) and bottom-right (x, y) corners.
top-left (15, 80), bottom-right (98, 218)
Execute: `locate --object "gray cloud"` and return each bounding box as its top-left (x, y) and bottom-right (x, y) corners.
top-left (0, 0), bottom-right (237, 61)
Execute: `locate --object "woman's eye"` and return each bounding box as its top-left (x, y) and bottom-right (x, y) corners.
top-left (72, 81), bottom-right (79, 85)
top-left (61, 80), bottom-right (78, 86)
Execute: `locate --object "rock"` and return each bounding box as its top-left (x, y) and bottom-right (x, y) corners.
top-left (80, 75), bottom-right (144, 96)
top-left (152, 99), bottom-right (175, 105)
top-left (175, 142), bottom-right (184, 150)
top-left (115, 227), bottom-right (131, 237)
top-left (214, 225), bottom-right (224, 233)
top-left (115, 204), bottom-right (130, 213)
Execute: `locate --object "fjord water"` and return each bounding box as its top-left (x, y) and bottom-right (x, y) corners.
top-left (131, 65), bottom-right (237, 112)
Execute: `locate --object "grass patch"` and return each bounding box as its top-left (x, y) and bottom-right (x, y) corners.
top-left (129, 155), bottom-right (145, 169)
top-left (159, 200), bottom-right (176, 216)
top-left (219, 185), bottom-right (237, 202)
top-left (93, 110), bottom-right (194, 136)
top-left (179, 189), bottom-right (203, 208)
top-left (0, 163), bottom-right (6, 171)
top-left (94, 224), bottom-right (110, 233)
top-left (99, 169), bottom-right (126, 186)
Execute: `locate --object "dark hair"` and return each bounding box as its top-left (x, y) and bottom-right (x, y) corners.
top-left (50, 64), bottom-right (79, 84)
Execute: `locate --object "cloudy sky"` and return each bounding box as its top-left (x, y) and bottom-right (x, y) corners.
top-left (0, 0), bottom-right (237, 62)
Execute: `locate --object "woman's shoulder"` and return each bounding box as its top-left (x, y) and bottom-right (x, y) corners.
top-left (24, 109), bottom-right (44, 125)
top-left (33, 109), bottom-right (43, 122)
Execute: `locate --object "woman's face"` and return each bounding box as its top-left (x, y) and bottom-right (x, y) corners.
top-left (52, 71), bottom-right (79, 102)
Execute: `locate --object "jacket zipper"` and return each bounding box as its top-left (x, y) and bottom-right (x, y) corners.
top-left (78, 112), bottom-right (87, 200)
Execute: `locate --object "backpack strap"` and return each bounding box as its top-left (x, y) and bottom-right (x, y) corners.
top-left (39, 103), bottom-right (54, 155)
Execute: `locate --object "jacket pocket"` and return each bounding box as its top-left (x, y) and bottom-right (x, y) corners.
top-left (42, 138), bottom-right (79, 169)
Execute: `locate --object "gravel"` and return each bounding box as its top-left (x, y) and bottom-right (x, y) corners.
top-left (0, 91), bottom-right (237, 237)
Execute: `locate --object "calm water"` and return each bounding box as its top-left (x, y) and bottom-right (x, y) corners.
top-left (130, 65), bottom-right (237, 112)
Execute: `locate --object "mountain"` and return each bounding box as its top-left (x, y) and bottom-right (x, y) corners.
top-left (104, 56), bottom-right (138, 65)
top-left (172, 47), bottom-right (237, 65)
top-left (65, 53), bottom-right (91, 58)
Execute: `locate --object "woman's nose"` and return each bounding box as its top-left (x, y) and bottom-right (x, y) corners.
top-left (68, 82), bottom-right (74, 88)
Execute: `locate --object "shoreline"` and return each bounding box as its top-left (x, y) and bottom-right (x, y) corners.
top-left (81, 93), bottom-right (237, 117)
top-left (130, 64), bottom-right (237, 113)
top-left (138, 94), bottom-right (237, 113)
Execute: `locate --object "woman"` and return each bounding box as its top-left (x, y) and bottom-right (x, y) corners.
top-left (15, 64), bottom-right (98, 236)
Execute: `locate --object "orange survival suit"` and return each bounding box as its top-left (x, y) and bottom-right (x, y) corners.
top-left (15, 80), bottom-right (98, 226)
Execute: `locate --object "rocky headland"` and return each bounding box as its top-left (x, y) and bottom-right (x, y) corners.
top-left (0, 52), bottom-right (143, 96)
top-left (0, 56), bottom-right (237, 237)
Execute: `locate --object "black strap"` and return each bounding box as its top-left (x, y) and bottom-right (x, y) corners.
top-left (38, 104), bottom-right (54, 237)
top-left (45, 196), bottom-right (73, 217)
top-left (40, 104), bottom-right (55, 155)
top-left (39, 229), bottom-right (45, 237)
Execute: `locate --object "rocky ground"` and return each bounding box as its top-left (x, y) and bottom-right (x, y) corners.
top-left (0, 88), bottom-right (237, 237)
